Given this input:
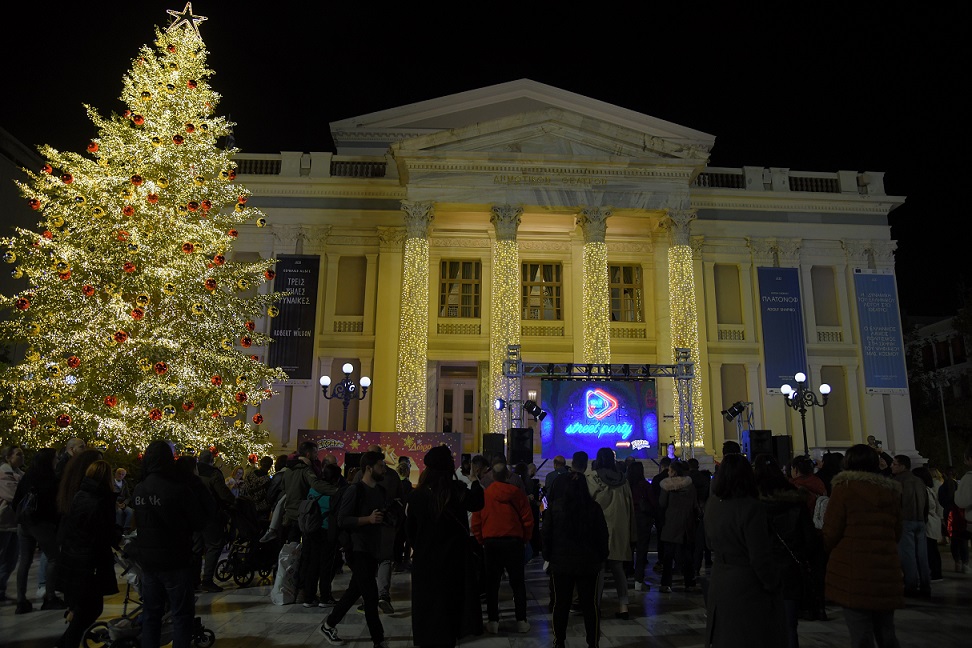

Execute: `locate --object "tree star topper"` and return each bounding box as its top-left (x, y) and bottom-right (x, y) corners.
top-left (167, 2), bottom-right (208, 37)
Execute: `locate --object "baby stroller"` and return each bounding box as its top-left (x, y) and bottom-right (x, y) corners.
top-left (215, 496), bottom-right (276, 588)
top-left (82, 542), bottom-right (216, 648)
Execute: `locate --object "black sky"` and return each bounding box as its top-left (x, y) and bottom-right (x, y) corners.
top-left (2, 2), bottom-right (965, 317)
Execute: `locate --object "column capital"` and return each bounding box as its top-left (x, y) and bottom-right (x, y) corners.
top-left (490, 204), bottom-right (522, 241)
top-left (577, 206), bottom-right (612, 243)
top-left (663, 208), bottom-right (697, 246)
top-left (401, 200), bottom-right (435, 239)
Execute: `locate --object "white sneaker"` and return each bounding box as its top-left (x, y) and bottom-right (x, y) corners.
top-left (634, 581), bottom-right (642, 592)
top-left (516, 620), bottom-right (530, 633)
top-left (36, 587), bottom-right (46, 599)
top-left (318, 620), bottom-right (344, 646)
top-left (486, 621), bottom-right (499, 634)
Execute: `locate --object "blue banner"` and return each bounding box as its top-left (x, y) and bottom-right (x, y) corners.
top-left (757, 267), bottom-right (808, 388)
top-left (854, 272), bottom-right (908, 391)
top-left (267, 255), bottom-right (320, 381)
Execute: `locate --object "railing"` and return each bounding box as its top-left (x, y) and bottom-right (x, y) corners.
top-left (611, 325), bottom-right (647, 339)
top-left (333, 317), bottom-right (364, 333)
top-left (789, 174), bottom-right (840, 193)
top-left (236, 157), bottom-right (282, 175)
top-left (521, 322), bottom-right (565, 337)
top-left (692, 167), bottom-right (885, 195)
top-left (717, 325), bottom-right (746, 341)
top-left (331, 160), bottom-right (386, 178)
top-left (233, 153), bottom-right (389, 178)
top-left (437, 322), bottom-right (481, 335)
top-left (816, 327), bottom-right (844, 343)
top-left (693, 171), bottom-right (745, 189)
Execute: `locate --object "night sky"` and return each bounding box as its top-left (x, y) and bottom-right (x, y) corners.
top-left (1, 2), bottom-right (962, 318)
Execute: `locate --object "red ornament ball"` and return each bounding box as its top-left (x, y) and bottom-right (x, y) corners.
top-left (167, 44), bottom-right (176, 53)
top-left (131, 307), bottom-right (145, 320)
top-left (56, 414), bottom-right (72, 428)
top-left (149, 408), bottom-right (162, 421)
top-left (187, 79), bottom-right (198, 89)
top-left (211, 375), bottom-right (222, 386)
top-left (245, 321), bottom-right (255, 331)
top-left (123, 261), bottom-right (137, 273)
top-left (228, 170), bottom-right (236, 180)
top-left (61, 173), bottom-right (73, 184)
top-left (264, 269), bottom-right (276, 280)
top-left (227, 229), bottom-right (238, 238)
top-left (182, 242), bottom-right (195, 254)
top-left (238, 195), bottom-right (247, 204)
top-left (104, 395), bottom-right (118, 408)
top-left (130, 175), bottom-right (144, 186)
top-left (59, 271), bottom-right (71, 281)
top-left (114, 330), bottom-right (129, 343)
top-left (82, 284), bottom-right (95, 296)
top-left (117, 230), bottom-right (129, 241)
top-left (213, 254), bottom-right (225, 265)
top-left (182, 401), bottom-right (195, 411)
top-left (250, 355), bottom-right (259, 361)
top-left (42, 164), bottom-right (53, 174)
top-left (147, 194), bottom-right (159, 204)
top-left (240, 336), bottom-right (253, 348)
top-left (200, 199), bottom-right (212, 211)
top-left (87, 142), bottom-right (99, 153)
top-left (67, 355), bottom-right (81, 368)
top-left (28, 198), bottom-right (41, 210)
top-left (15, 298), bottom-right (29, 310)
top-left (42, 230), bottom-right (53, 240)
top-left (122, 205), bottom-right (135, 217)
top-left (252, 413), bottom-right (264, 425)
top-left (187, 201), bottom-right (199, 212)
top-left (204, 278), bottom-right (217, 291)
top-left (154, 361), bottom-right (168, 375)
top-left (172, 135), bottom-right (184, 145)
top-left (185, 123), bottom-right (195, 133)
top-left (132, 114), bottom-right (145, 126)
top-left (235, 392), bottom-right (247, 403)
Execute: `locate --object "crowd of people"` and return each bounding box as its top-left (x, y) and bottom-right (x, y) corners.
top-left (1, 436), bottom-right (971, 648)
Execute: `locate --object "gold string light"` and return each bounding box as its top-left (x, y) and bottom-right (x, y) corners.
top-left (668, 244), bottom-right (705, 447)
top-left (394, 237), bottom-right (429, 434)
top-left (583, 241), bottom-right (610, 364)
top-left (489, 240), bottom-right (520, 434)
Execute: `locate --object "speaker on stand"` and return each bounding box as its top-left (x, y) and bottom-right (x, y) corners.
top-left (507, 427), bottom-right (534, 465)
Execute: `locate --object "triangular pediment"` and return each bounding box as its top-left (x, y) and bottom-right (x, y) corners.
top-left (330, 79), bottom-right (714, 161)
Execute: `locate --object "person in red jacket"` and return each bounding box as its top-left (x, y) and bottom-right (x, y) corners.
top-left (471, 458), bottom-right (534, 634)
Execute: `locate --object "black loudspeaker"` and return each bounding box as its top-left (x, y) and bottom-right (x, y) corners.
top-left (508, 427), bottom-right (534, 465)
top-left (772, 435), bottom-right (793, 466)
top-left (343, 452), bottom-right (361, 479)
top-left (482, 434), bottom-right (506, 461)
top-left (741, 429), bottom-right (773, 457)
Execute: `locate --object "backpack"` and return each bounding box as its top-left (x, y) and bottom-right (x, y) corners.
top-left (297, 492), bottom-right (324, 536)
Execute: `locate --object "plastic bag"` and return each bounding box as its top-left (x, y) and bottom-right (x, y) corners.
top-left (269, 541), bottom-right (302, 605)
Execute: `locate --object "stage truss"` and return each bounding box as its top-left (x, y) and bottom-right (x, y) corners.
top-left (502, 345), bottom-right (698, 458)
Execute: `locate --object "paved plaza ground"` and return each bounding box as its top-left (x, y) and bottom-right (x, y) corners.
top-left (2, 545), bottom-right (969, 647)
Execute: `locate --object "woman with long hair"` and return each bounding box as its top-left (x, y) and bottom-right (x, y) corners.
top-left (12, 447), bottom-right (64, 613)
top-left (587, 447), bottom-right (634, 619)
top-left (55, 460), bottom-right (120, 648)
top-left (543, 471), bottom-right (609, 648)
top-left (405, 446), bottom-right (484, 648)
top-left (704, 453), bottom-right (785, 647)
top-left (56, 448), bottom-right (104, 515)
top-left (823, 444), bottom-right (903, 647)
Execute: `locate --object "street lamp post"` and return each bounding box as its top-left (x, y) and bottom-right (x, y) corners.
top-left (319, 363), bottom-right (371, 432)
top-left (780, 372), bottom-right (830, 457)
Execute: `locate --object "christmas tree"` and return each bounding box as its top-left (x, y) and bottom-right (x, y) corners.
top-left (0, 5), bottom-right (287, 463)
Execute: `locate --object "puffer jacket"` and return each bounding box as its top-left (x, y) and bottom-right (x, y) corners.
top-left (587, 467), bottom-right (634, 561)
top-left (660, 475), bottom-right (700, 544)
top-left (471, 480), bottom-right (533, 543)
top-left (822, 470), bottom-right (903, 611)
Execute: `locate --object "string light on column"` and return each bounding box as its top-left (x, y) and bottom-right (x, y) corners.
top-left (579, 207), bottom-right (611, 364)
top-left (490, 205), bottom-right (522, 435)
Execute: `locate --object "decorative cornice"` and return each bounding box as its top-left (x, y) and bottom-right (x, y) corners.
top-left (401, 200), bottom-right (435, 239)
top-left (871, 240), bottom-right (897, 263)
top-left (519, 240), bottom-right (571, 252)
top-left (377, 226), bottom-right (407, 251)
top-left (776, 238), bottom-right (802, 263)
top-left (430, 237), bottom-right (491, 249)
top-left (748, 238), bottom-right (776, 262)
top-left (490, 204), bottom-right (523, 241)
top-left (843, 239), bottom-right (870, 264)
top-left (691, 193), bottom-right (900, 216)
top-left (606, 241), bottom-right (653, 254)
top-left (272, 225), bottom-right (308, 245)
top-left (578, 206), bottom-right (612, 244)
top-left (401, 159), bottom-right (698, 183)
top-left (746, 237), bottom-right (802, 265)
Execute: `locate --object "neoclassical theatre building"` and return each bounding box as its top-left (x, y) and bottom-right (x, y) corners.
top-left (235, 80), bottom-right (915, 461)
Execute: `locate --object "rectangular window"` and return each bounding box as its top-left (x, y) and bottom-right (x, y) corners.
top-left (439, 261), bottom-right (481, 318)
top-left (811, 266), bottom-right (840, 327)
top-left (521, 262), bottom-right (562, 320)
top-left (714, 264), bottom-right (743, 325)
top-left (609, 264), bottom-right (644, 322)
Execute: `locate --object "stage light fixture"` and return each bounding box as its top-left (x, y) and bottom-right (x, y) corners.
top-left (523, 400), bottom-right (547, 421)
top-left (493, 398), bottom-right (506, 411)
top-left (721, 401), bottom-right (747, 422)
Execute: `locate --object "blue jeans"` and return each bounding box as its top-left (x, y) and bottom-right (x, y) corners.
top-left (898, 519), bottom-right (930, 591)
top-left (140, 566), bottom-right (195, 648)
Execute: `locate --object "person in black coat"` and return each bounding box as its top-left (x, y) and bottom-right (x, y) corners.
top-left (543, 471), bottom-right (609, 648)
top-left (12, 447), bottom-right (64, 613)
top-left (405, 446), bottom-right (484, 648)
top-left (55, 460), bottom-right (120, 648)
top-left (131, 440), bottom-right (208, 648)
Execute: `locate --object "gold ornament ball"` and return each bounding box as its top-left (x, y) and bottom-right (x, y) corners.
top-left (135, 293), bottom-right (150, 306)
top-left (236, 278), bottom-right (249, 290)
top-left (157, 177), bottom-right (169, 188)
top-left (267, 306), bottom-right (279, 318)
top-left (51, 216), bottom-right (65, 227)
top-left (162, 282), bottom-right (176, 295)
top-left (220, 339), bottom-right (233, 350)
top-left (191, 303), bottom-right (204, 315)
top-left (255, 217), bottom-right (267, 227)
top-left (11, 268), bottom-right (23, 279)
top-left (27, 324), bottom-right (40, 335)
top-left (3, 251), bottom-right (16, 263)
top-left (90, 206), bottom-right (105, 218)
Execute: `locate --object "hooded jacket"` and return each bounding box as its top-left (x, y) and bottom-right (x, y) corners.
top-left (471, 480), bottom-right (533, 543)
top-left (822, 470), bottom-right (903, 610)
top-left (587, 467), bottom-right (634, 561)
top-left (660, 475), bottom-right (700, 544)
top-left (57, 476), bottom-right (121, 597)
top-left (130, 441), bottom-right (207, 571)
top-left (282, 460), bottom-right (338, 525)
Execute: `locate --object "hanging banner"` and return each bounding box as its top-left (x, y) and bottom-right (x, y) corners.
top-left (853, 270), bottom-right (908, 392)
top-left (267, 255), bottom-right (320, 381)
top-left (757, 267), bottom-right (808, 389)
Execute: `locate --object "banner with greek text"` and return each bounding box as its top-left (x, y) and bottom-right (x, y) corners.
top-left (267, 255), bottom-right (320, 381)
top-left (854, 271), bottom-right (908, 392)
top-left (757, 267), bottom-right (808, 388)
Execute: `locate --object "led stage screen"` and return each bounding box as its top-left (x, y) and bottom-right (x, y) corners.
top-left (539, 379), bottom-right (658, 459)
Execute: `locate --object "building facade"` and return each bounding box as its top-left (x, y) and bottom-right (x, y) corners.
top-left (231, 80), bottom-right (914, 460)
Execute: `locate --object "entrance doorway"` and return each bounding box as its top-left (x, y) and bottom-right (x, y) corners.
top-left (437, 365), bottom-right (479, 455)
